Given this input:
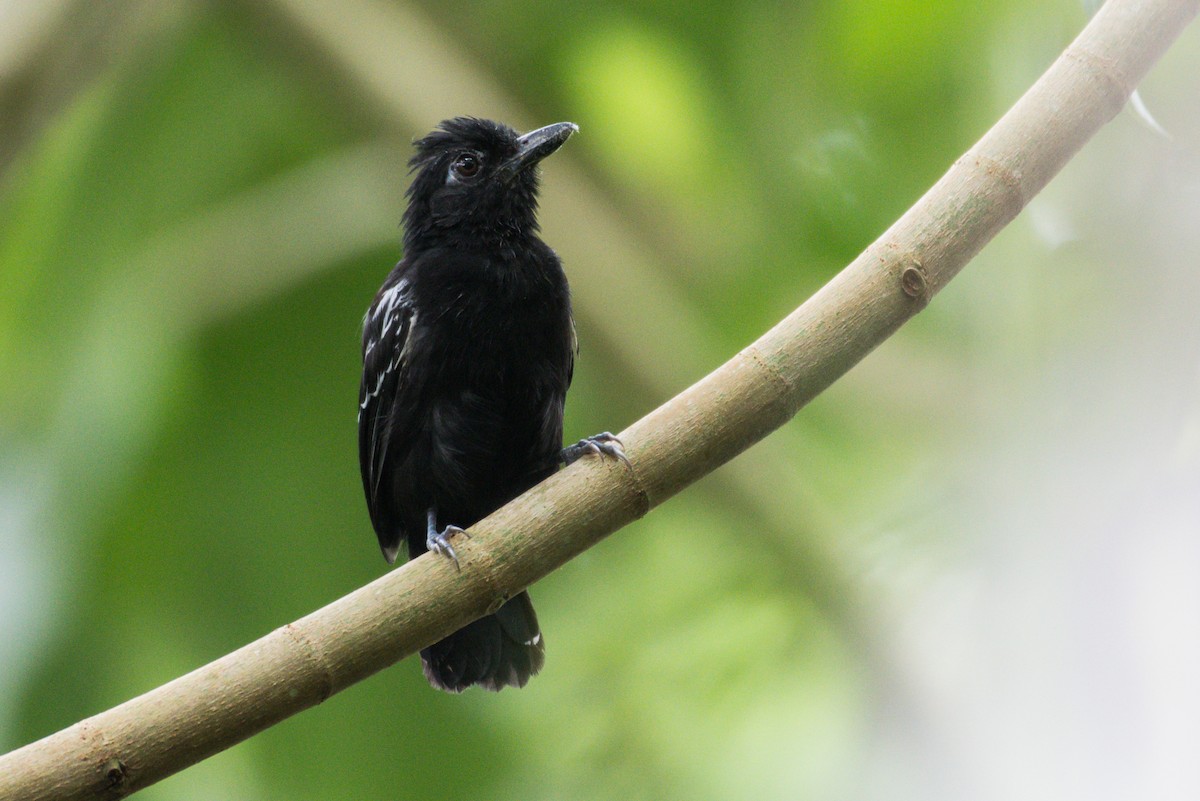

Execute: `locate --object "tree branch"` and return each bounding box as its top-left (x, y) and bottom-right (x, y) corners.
top-left (2, 0), bottom-right (1195, 798)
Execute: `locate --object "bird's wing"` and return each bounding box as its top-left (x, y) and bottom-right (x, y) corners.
top-left (358, 269), bottom-right (419, 559)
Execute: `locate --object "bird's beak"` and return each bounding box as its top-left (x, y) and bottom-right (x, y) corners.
top-left (498, 122), bottom-right (578, 181)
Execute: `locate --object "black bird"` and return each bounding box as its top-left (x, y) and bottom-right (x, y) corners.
top-left (358, 118), bottom-right (624, 692)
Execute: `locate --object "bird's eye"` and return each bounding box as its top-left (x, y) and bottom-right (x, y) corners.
top-left (451, 153), bottom-right (481, 179)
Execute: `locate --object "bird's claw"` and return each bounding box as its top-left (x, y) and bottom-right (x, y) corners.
top-left (562, 431), bottom-right (630, 467)
top-left (584, 432), bottom-right (629, 463)
top-left (427, 525), bottom-right (470, 570)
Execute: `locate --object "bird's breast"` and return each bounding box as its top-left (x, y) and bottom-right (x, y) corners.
top-left (420, 283), bottom-right (569, 388)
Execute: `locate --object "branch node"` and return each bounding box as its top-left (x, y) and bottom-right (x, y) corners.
top-left (900, 262), bottom-right (930, 302)
top-left (282, 623), bottom-right (336, 701)
top-left (742, 345), bottom-right (794, 397)
top-left (957, 152), bottom-right (1026, 209)
top-left (629, 474), bottom-right (652, 519)
top-left (105, 758), bottom-right (127, 790)
top-left (613, 443), bottom-right (652, 517)
top-left (1064, 45), bottom-right (1134, 115)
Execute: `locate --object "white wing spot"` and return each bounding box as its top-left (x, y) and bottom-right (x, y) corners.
top-left (377, 279), bottom-right (410, 338)
top-left (360, 307), bottom-right (413, 411)
top-left (398, 309), bottom-right (417, 363)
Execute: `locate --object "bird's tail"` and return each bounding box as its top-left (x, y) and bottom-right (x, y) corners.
top-left (420, 591), bottom-right (545, 692)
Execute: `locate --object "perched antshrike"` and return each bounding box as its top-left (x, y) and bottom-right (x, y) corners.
top-left (358, 118), bottom-right (624, 692)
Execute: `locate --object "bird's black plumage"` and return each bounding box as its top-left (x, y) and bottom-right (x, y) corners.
top-left (358, 117), bottom-right (621, 692)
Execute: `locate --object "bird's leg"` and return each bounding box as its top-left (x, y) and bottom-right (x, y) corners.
top-left (426, 507), bottom-right (470, 570)
top-left (560, 431), bottom-right (630, 467)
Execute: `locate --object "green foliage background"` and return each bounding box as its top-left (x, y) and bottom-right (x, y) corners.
top-left (2, 1), bottom-right (1198, 799)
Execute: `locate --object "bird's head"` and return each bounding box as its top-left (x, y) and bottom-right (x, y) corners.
top-left (402, 117), bottom-right (577, 250)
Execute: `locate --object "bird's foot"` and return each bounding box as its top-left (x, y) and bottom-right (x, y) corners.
top-left (426, 508), bottom-right (471, 570)
top-left (427, 525), bottom-right (470, 570)
top-left (561, 431), bottom-right (630, 467)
